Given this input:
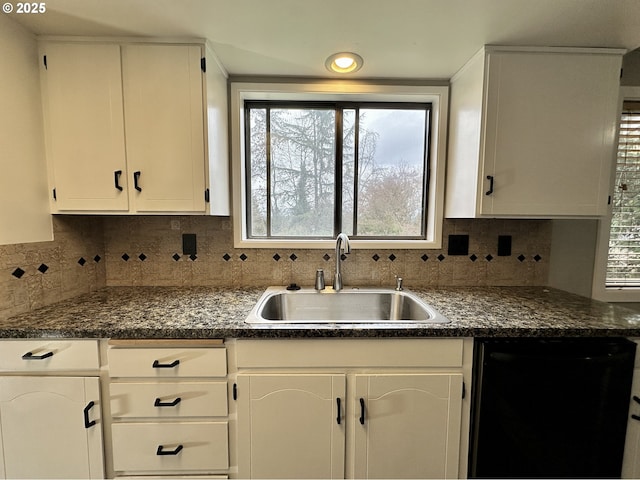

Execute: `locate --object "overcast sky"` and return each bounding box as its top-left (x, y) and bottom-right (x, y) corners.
top-left (359, 109), bottom-right (427, 167)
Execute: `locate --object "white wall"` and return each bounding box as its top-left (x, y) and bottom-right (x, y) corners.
top-left (548, 219), bottom-right (598, 297)
top-left (0, 14), bottom-right (52, 244)
top-left (549, 49), bottom-right (640, 299)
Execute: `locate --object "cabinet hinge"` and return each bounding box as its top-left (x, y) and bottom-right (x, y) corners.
top-left (52, 188), bottom-right (56, 201)
top-left (621, 68), bottom-right (624, 79)
top-left (233, 383), bottom-right (237, 401)
top-left (608, 195), bottom-right (612, 205)
top-left (462, 381), bottom-right (466, 399)
top-left (201, 57), bottom-right (206, 73)
top-left (43, 55), bottom-right (47, 70)
top-left (205, 188), bottom-right (210, 203)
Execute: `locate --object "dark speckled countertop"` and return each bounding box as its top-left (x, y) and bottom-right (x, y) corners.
top-left (3, 286), bottom-right (640, 339)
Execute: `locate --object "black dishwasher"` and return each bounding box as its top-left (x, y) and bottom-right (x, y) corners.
top-left (469, 337), bottom-right (636, 478)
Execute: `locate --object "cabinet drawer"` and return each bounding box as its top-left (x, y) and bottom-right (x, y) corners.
top-left (108, 347), bottom-right (226, 378)
top-left (110, 382), bottom-right (228, 418)
top-left (111, 422), bottom-right (228, 472)
top-left (0, 339), bottom-right (99, 372)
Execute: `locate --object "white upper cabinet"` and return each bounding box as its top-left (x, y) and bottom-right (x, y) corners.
top-left (41, 43), bottom-right (128, 212)
top-left (40, 40), bottom-right (229, 215)
top-left (121, 44), bottom-right (206, 213)
top-left (445, 46), bottom-right (624, 218)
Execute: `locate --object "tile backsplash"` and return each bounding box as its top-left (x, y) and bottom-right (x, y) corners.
top-left (1, 216), bottom-right (105, 320)
top-left (103, 216), bottom-right (550, 289)
top-left (2, 215), bottom-right (550, 320)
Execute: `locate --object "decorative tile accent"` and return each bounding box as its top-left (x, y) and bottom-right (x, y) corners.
top-left (97, 216), bottom-right (551, 290)
top-left (2, 215), bottom-right (105, 321)
top-left (534, 254), bottom-right (542, 262)
top-left (518, 254), bottom-right (526, 262)
top-left (189, 254), bottom-right (197, 261)
top-left (94, 255), bottom-right (102, 263)
top-left (172, 253), bottom-right (181, 261)
top-left (78, 257), bottom-right (87, 266)
top-left (11, 268), bottom-right (25, 279)
top-left (138, 253), bottom-right (147, 262)
top-left (121, 253), bottom-right (130, 262)
top-left (340, 254), bottom-right (348, 261)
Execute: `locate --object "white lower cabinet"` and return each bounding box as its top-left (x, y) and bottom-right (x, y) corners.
top-left (0, 340), bottom-right (103, 479)
top-left (353, 374), bottom-right (463, 479)
top-left (111, 422), bottom-right (228, 472)
top-left (107, 341), bottom-right (229, 478)
top-left (235, 339), bottom-right (469, 479)
top-left (237, 374), bottom-right (346, 479)
top-left (623, 338), bottom-right (640, 478)
top-left (0, 376), bottom-right (103, 479)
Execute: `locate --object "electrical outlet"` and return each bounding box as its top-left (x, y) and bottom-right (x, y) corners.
top-left (498, 235), bottom-right (512, 256)
top-left (170, 220), bottom-right (180, 230)
top-left (448, 234), bottom-right (469, 256)
top-left (182, 233), bottom-right (197, 256)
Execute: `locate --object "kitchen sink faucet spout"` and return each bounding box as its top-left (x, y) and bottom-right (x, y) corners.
top-left (333, 233), bottom-right (351, 291)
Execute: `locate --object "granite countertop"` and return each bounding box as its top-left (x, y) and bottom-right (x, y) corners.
top-left (3, 286), bottom-right (640, 339)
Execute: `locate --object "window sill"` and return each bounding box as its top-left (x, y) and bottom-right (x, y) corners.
top-left (233, 238), bottom-right (443, 250)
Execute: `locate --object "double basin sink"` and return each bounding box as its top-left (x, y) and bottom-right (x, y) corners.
top-left (245, 286), bottom-right (449, 324)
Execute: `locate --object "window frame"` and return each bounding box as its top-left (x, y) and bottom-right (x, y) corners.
top-left (230, 81), bottom-right (449, 250)
top-left (592, 86), bottom-right (640, 301)
top-left (243, 100), bottom-right (432, 241)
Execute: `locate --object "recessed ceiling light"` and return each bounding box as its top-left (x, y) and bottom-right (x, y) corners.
top-left (325, 52), bottom-right (363, 74)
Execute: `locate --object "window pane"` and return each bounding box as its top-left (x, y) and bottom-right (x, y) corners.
top-left (248, 108), bottom-right (267, 237)
top-left (342, 109), bottom-right (356, 236)
top-left (270, 108), bottom-right (336, 237)
top-left (356, 108), bottom-right (427, 237)
top-left (607, 107), bottom-right (640, 286)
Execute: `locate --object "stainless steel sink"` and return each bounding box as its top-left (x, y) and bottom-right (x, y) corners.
top-left (245, 287), bottom-right (449, 324)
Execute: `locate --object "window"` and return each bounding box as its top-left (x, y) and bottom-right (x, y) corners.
top-left (230, 82), bottom-right (449, 249)
top-left (592, 86), bottom-right (640, 301)
top-left (245, 102), bottom-right (430, 240)
top-left (606, 101), bottom-right (640, 286)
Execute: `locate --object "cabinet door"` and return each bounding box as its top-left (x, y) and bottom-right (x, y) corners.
top-left (42, 43), bottom-right (128, 211)
top-left (353, 373), bottom-right (463, 479)
top-left (237, 374), bottom-right (346, 479)
top-left (122, 44), bottom-right (206, 213)
top-left (0, 376), bottom-right (103, 479)
top-left (623, 367), bottom-right (640, 478)
top-left (481, 51), bottom-right (621, 216)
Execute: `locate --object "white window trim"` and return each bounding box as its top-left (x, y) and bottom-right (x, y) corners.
top-left (230, 81), bottom-right (449, 250)
top-left (592, 86), bottom-right (640, 301)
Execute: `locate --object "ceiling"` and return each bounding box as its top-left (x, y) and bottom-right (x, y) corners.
top-left (11, 0), bottom-right (640, 79)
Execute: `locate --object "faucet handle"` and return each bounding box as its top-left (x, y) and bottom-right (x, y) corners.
top-left (395, 276), bottom-right (403, 291)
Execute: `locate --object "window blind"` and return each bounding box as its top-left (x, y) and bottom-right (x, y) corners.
top-left (606, 101), bottom-right (640, 287)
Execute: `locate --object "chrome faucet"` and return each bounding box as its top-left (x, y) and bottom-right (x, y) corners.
top-left (333, 233), bottom-right (351, 291)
